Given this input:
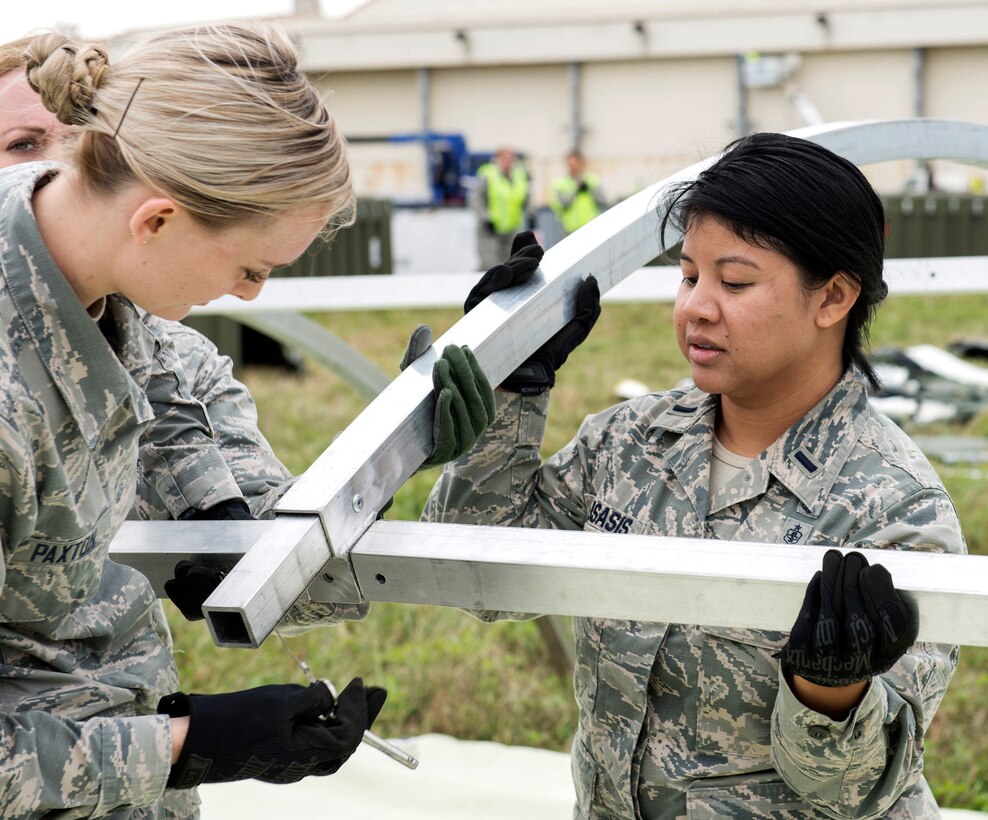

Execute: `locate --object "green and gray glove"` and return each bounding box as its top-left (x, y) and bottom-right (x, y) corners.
top-left (400, 326), bottom-right (495, 468)
top-left (401, 230), bottom-right (600, 465)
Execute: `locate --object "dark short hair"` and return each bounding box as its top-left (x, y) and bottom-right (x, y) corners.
top-left (660, 132), bottom-right (887, 389)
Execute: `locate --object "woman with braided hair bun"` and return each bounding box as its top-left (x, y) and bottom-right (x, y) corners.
top-left (0, 22), bottom-right (391, 819)
top-left (1, 36), bottom-right (381, 643)
top-left (0, 32), bottom-right (349, 593)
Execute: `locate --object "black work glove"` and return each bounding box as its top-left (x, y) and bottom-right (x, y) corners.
top-left (400, 326), bottom-right (495, 468)
top-left (464, 230), bottom-right (544, 312)
top-left (577, 180), bottom-right (589, 193)
top-left (178, 497), bottom-right (254, 521)
top-left (159, 678), bottom-right (387, 789)
top-left (465, 231), bottom-right (601, 394)
top-left (164, 561), bottom-right (225, 622)
top-left (166, 498), bottom-right (254, 621)
top-left (483, 219), bottom-right (496, 235)
top-left (779, 549), bottom-right (918, 687)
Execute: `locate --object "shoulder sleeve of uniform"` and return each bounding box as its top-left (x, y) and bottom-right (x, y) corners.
top-left (160, 322), bottom-right (292, 516)
top-left (134, 315), bottom-right (242, 518)
top-left (773, 482), bottom-right (964, 817)
top-left (424, 391), bottom-right (638, 530)
top-left (795, 488), bottom-right (961, 815)
top-left (849, 486), bottom-right (965, 557)
top-left (424, 389), bottom-right (549, 527)
top-left (0, 710), bottom-right (171, 816)
top-left (773, 632), bottom-right (955, 819)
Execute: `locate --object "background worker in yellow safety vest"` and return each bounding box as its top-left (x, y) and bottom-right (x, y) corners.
top-left (550, 149), bottom-right (607, 236)
top-left (471, 147), bottom-right (531, 269)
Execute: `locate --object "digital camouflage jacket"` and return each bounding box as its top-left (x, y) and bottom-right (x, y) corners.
top-left (425, 368), bottom-right (965, 819)
top-left (0, 164), bottom-right (199, 817)
top-left (131, 321), bottom-right (292, 522)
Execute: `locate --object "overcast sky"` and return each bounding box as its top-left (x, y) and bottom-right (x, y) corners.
top-left (0, 1), bottom-right (366, 43)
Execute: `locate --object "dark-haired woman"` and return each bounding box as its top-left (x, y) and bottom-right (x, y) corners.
top-left (425, 133), bottom-right (965, 818)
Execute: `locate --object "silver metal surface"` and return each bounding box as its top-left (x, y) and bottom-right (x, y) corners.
top-left (110, 519), bottom-right (988, 648)
top-left (361, 731), bottom-right (420, 770)
top-left (111, 520), bottom-right (270, 597)
top-left (353, 522), bottom-right (988, 647)
top-left (200, 515), bottom-right (361, 648)
top-left (182, 119), bottom-right (988, 649)
top-left (111, 518), bottom-right (362, 649)
top-left (793, 118), bottom-right (988, 166)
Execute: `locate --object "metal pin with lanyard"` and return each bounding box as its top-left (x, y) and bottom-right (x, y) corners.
top-left (276, 631), bottom-right (419, 770)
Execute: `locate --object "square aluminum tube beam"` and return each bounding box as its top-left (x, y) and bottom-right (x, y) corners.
top-left (199, 119), bottom-right (988, 648)
top-left (111, 519), bottom-right (988, 647)
top-left (112, 517), bottom-right (361, 647)
top-left (355, 522), bottom-right (988, 647)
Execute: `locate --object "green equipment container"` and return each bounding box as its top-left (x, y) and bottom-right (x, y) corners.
top-left (883, 194), bottom-right (988, 259)
top-left (279, 198), bottom-right (393, 278)
top-left (182, 199), bottom-right (393, 369)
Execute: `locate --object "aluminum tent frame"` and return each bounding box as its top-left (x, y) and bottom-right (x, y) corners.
top-left (109, 118), bottom-right (988, 649)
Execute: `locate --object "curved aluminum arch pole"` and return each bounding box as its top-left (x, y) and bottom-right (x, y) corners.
top-left (280, 117), bottom-right (988, 549)
top-left (202, 118), bottom-right (988, 647)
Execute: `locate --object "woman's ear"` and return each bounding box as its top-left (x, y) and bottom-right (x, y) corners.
top-left (816, 272), bottom-right (861, 329)
top-left (128, 196), bottom-right (178, 246)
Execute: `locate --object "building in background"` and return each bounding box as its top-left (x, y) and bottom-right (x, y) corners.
top-left (278, 0), bottom-right (988, 202)
top-left (110, 0), bottom-right (988, 270)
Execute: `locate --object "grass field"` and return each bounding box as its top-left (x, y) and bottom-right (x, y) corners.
top-left (168, 291), bottom-right (988, 810)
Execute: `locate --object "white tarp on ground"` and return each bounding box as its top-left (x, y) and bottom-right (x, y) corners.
top-left (199, 734), bottom-right (574, 819)
top-left (198, 734), bottom-right (985, 819)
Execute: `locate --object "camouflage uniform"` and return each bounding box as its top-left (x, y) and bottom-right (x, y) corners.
top-left (126, 322), bottom-right (245, 521)
top-left (131, 321), bottom-right (294, 522)
top-left (0, 164), bottom-right (197, 817)
top-left (425, 368), bottom-right (965, 819)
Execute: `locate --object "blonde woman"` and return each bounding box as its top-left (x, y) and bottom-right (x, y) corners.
top-left (0, 23), bottom-right (386, 817)
top-left (0, 36), bottom-right (375, 628)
